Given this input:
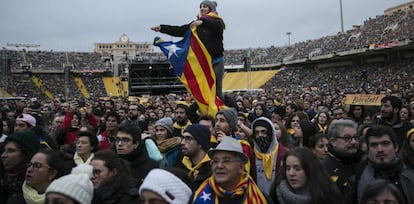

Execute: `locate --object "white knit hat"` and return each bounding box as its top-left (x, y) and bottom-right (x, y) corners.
top-left (46, 173), bottom-right (94, 204)
top-left (139, 168), bottom-right (192, 204)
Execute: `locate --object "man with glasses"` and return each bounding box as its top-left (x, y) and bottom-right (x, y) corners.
top-left (322, 119), bottom-right (360, 193)
top-left (115, 123), bottom-right (159, 189)
top-left (345, 125), bottom-right (414, 203)
top-left (192, 136), bottom-right (270, 204)
top-left (332, 106), bottom-right (348, 120)
top-left (178, 124), bottom-right (212, 190)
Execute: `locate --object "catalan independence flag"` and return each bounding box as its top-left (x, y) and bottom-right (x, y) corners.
top-left (154, 26), bottom-right (225, 117)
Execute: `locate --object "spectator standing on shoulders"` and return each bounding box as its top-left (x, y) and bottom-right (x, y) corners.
top-left (151, 0), bottom-right (225, 101)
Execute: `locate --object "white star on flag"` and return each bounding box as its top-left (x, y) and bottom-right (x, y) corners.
top-left (200, 191), bottom-right (211, 201)
top-left (165, 44), bottom-right (181, 59)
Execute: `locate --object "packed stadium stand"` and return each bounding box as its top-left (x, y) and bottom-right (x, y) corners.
top-left (0, 6), bottom-right (413, 100)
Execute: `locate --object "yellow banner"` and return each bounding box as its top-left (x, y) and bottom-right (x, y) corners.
top-left (344, 94), bottom-right (385, 106)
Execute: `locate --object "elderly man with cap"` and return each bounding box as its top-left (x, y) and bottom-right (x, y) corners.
top-left (178, 124), bottom-right (212, 190)
top-left (151, 0), bottom-right (225, 101)
top-left (154, 117), bottom-right (182, 167)
top-left (192, 136), bottom-right (270, 204)
top-left (215, 108), bottom-right (253, 174)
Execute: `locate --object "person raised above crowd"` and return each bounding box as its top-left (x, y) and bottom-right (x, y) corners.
top-left (151, 0), bottom-right (225, 101)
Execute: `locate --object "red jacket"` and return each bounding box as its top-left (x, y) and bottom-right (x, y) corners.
top-left (61, 112), bottom-right (98, 145)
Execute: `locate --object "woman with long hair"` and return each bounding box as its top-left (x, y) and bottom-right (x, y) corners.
top-left (6, 149), bottom-right (65, 204)
top-left (154, 117), bottom-right (181, 167)
top-left (0, 131), bottom-right (40, 203)
top-left (313, 111), bottom-right (330, 134)
top-left (248, 103), bottom-right (270, 123)
top-left (271, 147), bottom-right (343, 204)
top-left (401, 128), bottom-right (414, 169)
top-left (309, 133), bottom-right (329, 161)
top-left (91, 150), bottom-right (140, 203)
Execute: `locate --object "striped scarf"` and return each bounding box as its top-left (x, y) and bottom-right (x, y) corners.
top-left (193, 173), bottom-right (267, 204)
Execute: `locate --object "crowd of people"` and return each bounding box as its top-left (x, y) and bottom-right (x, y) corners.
top-left (1, 2), bottom-right (414, 204)
top-left (1, 78), bottom-right (414, 203)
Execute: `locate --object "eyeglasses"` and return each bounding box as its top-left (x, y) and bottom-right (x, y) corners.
top-left (181, 135), bottom-right (194, 142)
top-left (211, 158), bottom-right (242, 166)
top-left (368, 140), bottom-right (392, 149)
top-left (115, 137), bottom-right (132, 144)
top-left (335, 135), bottom-right (359, 142)
top-left (27, 162), bottom-right (52, 170)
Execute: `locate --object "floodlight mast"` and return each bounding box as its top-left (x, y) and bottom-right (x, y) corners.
top-left (6, 43), bottom-right (40, 51)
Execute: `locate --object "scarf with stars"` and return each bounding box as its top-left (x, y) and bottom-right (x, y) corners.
top-left (193, 173), bottom-right (267, 204)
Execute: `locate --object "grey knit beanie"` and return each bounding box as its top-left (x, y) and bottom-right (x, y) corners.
top-left (217, 108), bottom-right (238, 133)
top-left (155, 117), bottom-right (174, 135)
top-left (200, 0), bottom-right (217, 11)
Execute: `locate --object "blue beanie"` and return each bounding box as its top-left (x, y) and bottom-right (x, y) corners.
top-left (185, 124), bottom-right (211, 152)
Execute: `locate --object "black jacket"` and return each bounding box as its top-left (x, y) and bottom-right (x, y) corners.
top-left (92, 178), bottom-right (140, 204)
top-left (119, 145), bottom-right (159, 189)
top-left (160, 14), bottom-right (224, 59)
top-left (321, 145), bottom-right (360, 193)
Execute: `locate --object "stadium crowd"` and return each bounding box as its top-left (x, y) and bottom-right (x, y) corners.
top-left (0, 4), bottom-right (414, 204)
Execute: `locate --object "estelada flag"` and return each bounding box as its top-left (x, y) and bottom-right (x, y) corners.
top-left (154, 26), bottom-right (225, 117)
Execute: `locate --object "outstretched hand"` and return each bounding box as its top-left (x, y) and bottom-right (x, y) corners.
top-left (151, 26), bottom-right (161, 32)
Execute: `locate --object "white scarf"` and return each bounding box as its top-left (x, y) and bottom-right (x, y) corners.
top-left (74, 152), bottom-right (94, 165)
top-left (22, 182), bottom-right (45, 204)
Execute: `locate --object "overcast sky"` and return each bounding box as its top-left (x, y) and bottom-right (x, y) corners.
top-left (0, 0), bottom-right (410, 52)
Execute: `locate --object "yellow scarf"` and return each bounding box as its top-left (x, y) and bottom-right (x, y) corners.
top-left (193, 173), bottom-right (267, 204)
top-left (182, 154), bottom-right (211, 178)
top-left (317, 123), bottom-right (328, 134)
top-left (157, 137), bottom-right (182, 153)
top-left (73, 152), bottom-right (94, 165)
top-left (254, 143), bottom-right (279, 180)
top-left (173, 120), bottom-right (192, 136)
top-left (287, 128), bottom-right (295, 135)
top-left (210, 135), bottom-right (218, 144)
top-left (22, 182), bottom-right (45, 204)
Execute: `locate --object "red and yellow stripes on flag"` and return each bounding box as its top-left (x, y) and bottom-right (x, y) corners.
top-left (180, 26), bottom-right (225, 117)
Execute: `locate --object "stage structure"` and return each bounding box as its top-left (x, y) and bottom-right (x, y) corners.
top-left (128, 58), bottom-right (185, 95)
